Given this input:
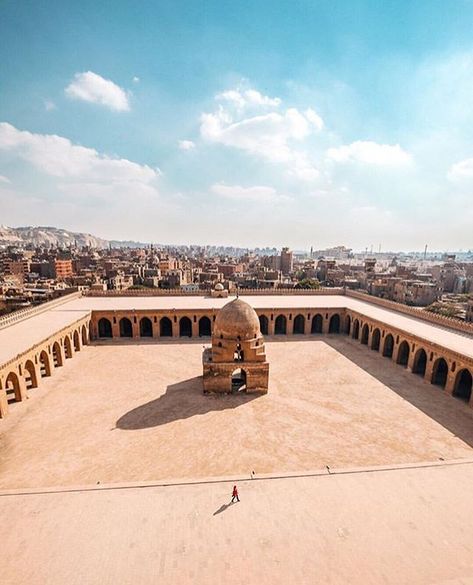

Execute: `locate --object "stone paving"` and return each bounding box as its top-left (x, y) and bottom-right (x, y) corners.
top-left (1, 338), bottom-right (472, 489)
top-left (2, 462), bottom-right (473, 585)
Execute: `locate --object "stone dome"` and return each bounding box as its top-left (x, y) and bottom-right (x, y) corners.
top-left (213, 298), bottom-right (261, 340)
top-left (214, 282), bottom-right (224, 291)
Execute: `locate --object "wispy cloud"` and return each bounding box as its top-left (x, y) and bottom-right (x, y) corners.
top-left (326, 141), bottom-right (412, 166)
top-left (178, 140), bottom-right (195, 151)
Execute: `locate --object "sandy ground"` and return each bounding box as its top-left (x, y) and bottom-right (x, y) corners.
top-left (2, 463), bottom-right (473, 585)
top-left (1, 337), bottom-right (473, 489)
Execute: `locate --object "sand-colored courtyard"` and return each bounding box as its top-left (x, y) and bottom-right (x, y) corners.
top-left (1, 337), bottom-right (473, 489)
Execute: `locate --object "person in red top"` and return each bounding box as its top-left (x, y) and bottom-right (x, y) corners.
top-left (231, 485), bottom-right (240, 503)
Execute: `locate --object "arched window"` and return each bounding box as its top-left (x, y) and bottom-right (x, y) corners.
top-left (259, 315), bottom-right (269, 335)
top-left (140, 317), bottom-right (153, 337)
top-left (179, 316), bottom-right (192, 337)
top-left (382, 334), bottom-right (394, 358)
top-left (160, 317), bottom-right (173, 337)
top-left (371, 328), bottom-right (381, 351)
top-left (328, 314), bottom-right (340, 334)
top-left (311, 314), bottom-right (323, 334)
top-left (412, 348), bottom-right (427, 376)
top-left (98, 318), bottom-right (112, 338)
top-left (293, 314), bottom-right (305, 334)
top-left (24, 360), bottom-right (38, 390)
top-left (396, 341), bottom-right (410, 367)
top-left (431, 358), bottom-right (448, 388)
top-left (199, 316), bottom-right (212, 337)
top-left (275, 315), bottom-right (287, 335)
top-left (119, 317), bottom-right (133, 338)
top-left (231, 368), bottom-right (247, 392)
top-left (39, 350), bottom-right (51, 378)
top-left (453, 369), bottom-right (472, 403)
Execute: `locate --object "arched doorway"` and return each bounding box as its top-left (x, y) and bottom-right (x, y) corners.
top-left (98, 318), bottom-right (112, 338)
top-left (431, 358), bottom-right (448, 388)
top-left (352, 319), bottom-right (360, 340)
top-left (81, 324), bottom-right (88, 345)
top-left (52, 342), bottom-right (63, 368)
top-left (329, 314), bottom-right (340, 333)
top-left (344, 315), bottom-right (351, 335)
top-left (140, 317), bottom-right (153, 337)
top-left (383, 334), bottom-right (394, 358)
top-left (311, 314), bottom-right (323, 334)
top-left (361, 324), bottom-right (369, 345)
top-left (231, 368), bottom-right (247, 392)
top-left (371, 328), bottom-right (381, 351)
top-left (5, 372), bottom-right (22, 403)
top-left (119, 317), bottom-right (133, 338)
top-left (64, 336), bottom-right (73, 359)
top-left (397, 340), bottom-right (410, 367)
top-left (293, 314), bottom-right (305, 334)
top-left (199, 316), bottom-right (212, 337)
top-left (412, 348), bottom-right (427, 376)
top-left (453, 369), bottom-right (472, 403)
top-left (275, 315), bottom-right (287, 335)
top-left (24, 360), bottom-right (38, 390)
top-left (39, 350), bottom-right (51, 377)
top-left (179, 316), bottom-right (192, 337)
top-left (259, 315), bottom-right (269, 335)
top-left (73, 330), bottom-right (80, 352)
top-left (160, 317), bottom-right (173, 337)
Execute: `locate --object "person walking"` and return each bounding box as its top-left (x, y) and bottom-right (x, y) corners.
top-left (231, 485), bottom-right (240, 503)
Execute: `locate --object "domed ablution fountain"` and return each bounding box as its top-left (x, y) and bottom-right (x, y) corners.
top-left (202, 297), bottom-right (269, 394)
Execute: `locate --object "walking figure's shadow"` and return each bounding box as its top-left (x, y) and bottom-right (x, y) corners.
top-left (213, 501), bottom-right (237, 516)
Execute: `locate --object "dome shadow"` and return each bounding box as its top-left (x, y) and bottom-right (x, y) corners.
top-left (116, 376), bottom-right (259, 430)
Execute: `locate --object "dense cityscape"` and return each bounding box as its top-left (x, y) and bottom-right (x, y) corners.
top-left (1, 224), bottom-right (472, 322)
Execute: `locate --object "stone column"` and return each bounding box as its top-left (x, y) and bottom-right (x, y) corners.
top-left (132, 317), bottom-right (140, 340)
top-left (367, 329), bottom-right (373, 349)
top-left (392, 342), bottom-right (400, 364)
top-left (424, 360), bottom-right (434, 384)
top-left (268, 315), bottom-right (275, 335)
top-left (0, 389), bottom-right (8, 418)
top-left (305, 315), bottom-right (311, 335)
top-left (407, 349), bottom-right (416, 371)
top-left (172, 316), bottom-right (179, 338)
top-left (445, 371), bottom-right (456, 395)
top-left (192, 318), bottom-right (199, 338)
top-left (111, 317), bottom-right (120, 339)
top-left (16, 376), bottom-right (28, 402)
top-left (322, 316), bottom-right (328, 334)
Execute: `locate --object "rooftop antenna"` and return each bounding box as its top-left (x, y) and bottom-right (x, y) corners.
top-left (424, 244), bottom-right (428, 260)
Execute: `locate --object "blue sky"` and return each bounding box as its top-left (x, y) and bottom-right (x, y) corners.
top-left (1, 0), bottom-right (473, 250)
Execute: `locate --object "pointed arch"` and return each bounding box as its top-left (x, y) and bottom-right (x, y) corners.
top-left (371, 328), bottom-right (381, 351)
top-left (293, 314), bottom-right (305, 334)
top-left (179, 316), bottom-right (192, 337)
top-left (231, 368), bottom-right (247, 392)
top-left (412, 348), bottom-right (427, 376)
top-left (24, 360), bottom-right (38, 390)
top-left (453, 369), bottom-right (472, 403)
top-left (39, 350), bottom-right (51, 377)
top-left (52, 341), bottom-right (63, 367)
top-left (119, 317), bottom-right (133, 338)
top-left (199, 316), bottom-right (212, 337)
top-left (160, 317), bottom-right (173, 337)
top-left (397, 340), bottom-right (410, 367)
top-left (98, 318), bottom-right (112, 338)
top-left (361, 323), bottom-right (369, 345)
top-left (352, 319), bottom-right (360, 340)
top-left (431, 358), bottom-right (448, 388)
top-left (344, 314), bottom-right (351, 335)
top-left (275, 315), bottom-right (287, 334)
top-left (329, 314), bottom-right (340, 333)
top-left (73, 330), bottom-right (81, 352)
top-left (311, 314), bottom-right (323, 334)
top-left (5, 372), bottom-right (22, 403)
top-left (139, 317), bottom-right (153, 337)
top-left (382, 334), bottom-right (394, 358)
top-left (259, 315), bottom-right (269, 335)
top-left (64, 336), bottom-right (73, 359)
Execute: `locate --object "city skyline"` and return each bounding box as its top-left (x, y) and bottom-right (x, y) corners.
top-left (1, 1), bottom-right (473, 249)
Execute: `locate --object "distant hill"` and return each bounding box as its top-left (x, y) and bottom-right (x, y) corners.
top-left (0, 225), bottom-right (149, 249)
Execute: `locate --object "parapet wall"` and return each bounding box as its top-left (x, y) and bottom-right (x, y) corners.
top-left (0, 291), bottom-right (82, 331)
top-left (84, 287), bottom-right (343, 297)
top-left (346, 290), bottom-right (473, 336)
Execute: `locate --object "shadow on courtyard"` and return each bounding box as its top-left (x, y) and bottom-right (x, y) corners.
top-left (324, 337), bottom-right (473, 450)
top-left (116, 376), bottom-right (259, 430)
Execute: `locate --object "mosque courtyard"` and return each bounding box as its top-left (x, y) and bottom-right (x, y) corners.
top-left (1, 336), bottom-right (473, 490)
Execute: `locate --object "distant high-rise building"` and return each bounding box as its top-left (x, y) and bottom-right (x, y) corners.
top-left (280, 247), bottom-right (293, 275)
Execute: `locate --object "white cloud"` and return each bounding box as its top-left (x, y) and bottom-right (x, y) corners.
top-left (216, 88), bottom-right (281, 109)
top-left (65, 71), bottom-right (130, 112)
top-left (211, 183), bottom-right (280, 202)
top-left (326, 140), bottom-right (412, 166)
top-left (448, 157), bottom-right (473, 181)
top-left (133, 76), bottom-right (140, 84)
top-left (44, 100), bottom-right (56, 111)
top-left (0, 122), bottom-right (159, 191)
top-left (201, 88), bottom-right (323, 182)
top-left (178, 140), bottom-right (196, 151)
top-left (0, 175), bottom-right (11, 184)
